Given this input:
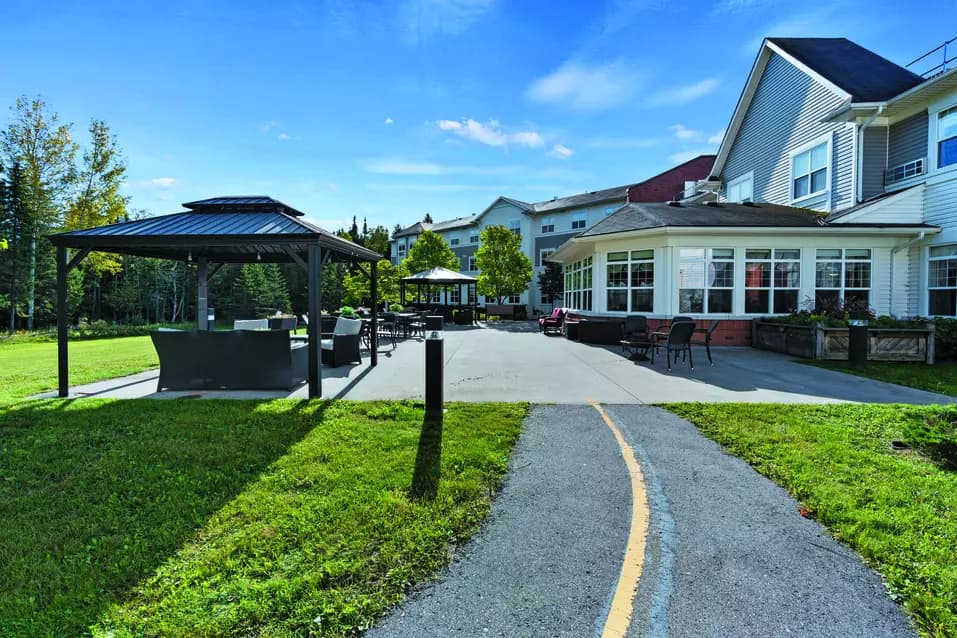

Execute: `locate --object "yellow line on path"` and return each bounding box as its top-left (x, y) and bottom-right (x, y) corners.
top-left (590, 400), bottom-right (650, 638)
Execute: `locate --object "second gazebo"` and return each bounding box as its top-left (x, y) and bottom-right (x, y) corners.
top-left (400, 267), bottom-right (478, 324)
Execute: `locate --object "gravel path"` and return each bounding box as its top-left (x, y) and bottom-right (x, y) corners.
top-left (368, 405), bottom-right (917, 637)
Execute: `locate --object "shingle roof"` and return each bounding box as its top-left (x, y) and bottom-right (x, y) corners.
top-left (392, 215), bottom-right (478, 238)
top-left (768, 38), bottom-right (924, 102)
top-left (530, 185), bottom-right (628, 215)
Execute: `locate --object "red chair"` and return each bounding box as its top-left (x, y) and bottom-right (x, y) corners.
top-left (539, 308), bottom-right (565, 334)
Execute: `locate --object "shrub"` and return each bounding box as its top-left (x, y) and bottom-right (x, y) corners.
top-left (932, 317), bottom-right (957, 360)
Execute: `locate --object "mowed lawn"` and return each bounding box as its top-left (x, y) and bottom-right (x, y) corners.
top-left (669, 403), bottom-right (957, 638)
top-left (0, 399), bottom-right (526, 636)
top-left (0, 336), bottom-right (157, 399)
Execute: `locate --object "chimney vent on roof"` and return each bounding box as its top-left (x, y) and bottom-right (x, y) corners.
top-left (667, 200), bottom-right (683, 207)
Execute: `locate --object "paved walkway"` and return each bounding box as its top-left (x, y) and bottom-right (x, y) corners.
top-left (370, 405), bottom-right (916, 637)
top-left (43, 322), bottom-right (953, 404)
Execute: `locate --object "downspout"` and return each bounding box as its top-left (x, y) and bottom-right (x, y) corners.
top-left (856, 105), bottom-right (885, 203)
top-left (889, 231), bottom-right (926, 317)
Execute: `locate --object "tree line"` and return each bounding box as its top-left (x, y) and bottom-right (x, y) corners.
top-left (0, 96), bottom-right (399, 333)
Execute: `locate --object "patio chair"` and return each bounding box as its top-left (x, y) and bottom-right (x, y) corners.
top-left (539, 307), bottom-right (565, 334)
top-left (377, 312), bottom-right (398, 349)
top-left (409, 311), bottom-right (428, 338)
top-left (651, 320), bottom-right (696, 371)
top-left (691, 319), bottom-right (721, 365)
top-left (321, 316), bottom-right (363, 366)
top-left (620, 315), bottom-right (650, 357)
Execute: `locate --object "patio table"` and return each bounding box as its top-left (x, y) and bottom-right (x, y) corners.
top-left (395, 312), bottom-right (417, 338)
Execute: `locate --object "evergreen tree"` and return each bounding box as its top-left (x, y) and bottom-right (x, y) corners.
top-left (365, 225), bottom-right (391, 258)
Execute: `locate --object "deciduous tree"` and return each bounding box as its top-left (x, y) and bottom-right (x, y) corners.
top-left (474, 225), bottom-right (532, 303)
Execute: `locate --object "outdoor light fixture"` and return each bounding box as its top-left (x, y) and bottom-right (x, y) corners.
top-left (187, 249), bottom-right (192, 262)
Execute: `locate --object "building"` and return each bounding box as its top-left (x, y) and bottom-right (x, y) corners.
top-left (389, 155), bottom-right (715, 312)
top-left (550, 36), bottom-right (957, 344)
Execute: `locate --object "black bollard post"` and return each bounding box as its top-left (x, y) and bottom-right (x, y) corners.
top-left (425, 315), bottom-right (444, 417)
top-left (848, 318), bottom-right (868, 371)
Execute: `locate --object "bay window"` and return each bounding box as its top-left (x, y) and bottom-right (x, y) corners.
top-left (563, 257), bottom-right (593, 310)
top-left (679, 248), bottom-right (733, 314)
top-left (815, 248), bottom-right (871, 311)
top-left (745, 249), bottom-right (800, 314)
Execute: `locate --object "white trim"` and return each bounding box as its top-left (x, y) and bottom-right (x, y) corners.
top-left (788, 133), bottom-right (832, 207)
top-left (726, 170), bottom-right (754, 202)
top-left (930, 99), bottom-right (957, 175)
top-left (539, 248), bottom-right (556, 268)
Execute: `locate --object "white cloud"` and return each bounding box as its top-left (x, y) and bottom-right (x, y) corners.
top-left (707, 129), bottom-right (726, 145)
top-left (399, 0), bottom-right (498, 43)
top-left (436, 119), bottom-right (544, 148)
top-left (669, 124), bottom-right (700, 141)
top-left (150, 177), bottom-right (177, 188)
top-left (278, 132), bottom-right (294, 141)
top-left (645, 77), bottom-right (720, 107)
top-left (526, 60), bottom-right (639, 111)
top-left (384, 116), bottom-right (394, 124)
top-left (548, 144), bottom-right (574, 159)
top-left (260, 120), bottom-right (280, 134)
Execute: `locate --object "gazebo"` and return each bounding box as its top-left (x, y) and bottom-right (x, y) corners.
top-left (48, 196), bottom-right (381, 399)
top-left (400, 267), bottom-right (478, 322)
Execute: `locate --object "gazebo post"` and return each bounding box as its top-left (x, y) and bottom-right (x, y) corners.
top-left (307, 244), bottom-right (323, 398)
top-left (370, 261), bottom-right (378, 367)
top-left (197, 256), bottom-right (208, 331)
top-left (56, 246), bottom-right (69, 398)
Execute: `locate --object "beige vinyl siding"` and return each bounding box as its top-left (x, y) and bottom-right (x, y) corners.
top-left (888, 112), bottom-right (929, 170)
top-left (721, 53), bottom-right (854, 213)
top-left (861, 126), bottom-right (888, 200)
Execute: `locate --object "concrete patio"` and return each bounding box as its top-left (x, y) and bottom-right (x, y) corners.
top-left (44, 321), bottom-right (953, 404)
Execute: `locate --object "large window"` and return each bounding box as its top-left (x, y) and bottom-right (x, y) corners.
top-left (449, 288), bottom-right (461, 304)
top-left (815, 249), bottom-right (871, 311)
top-left (563, 257), bottom-right (593, 310)
top-left (726, 172), bottom-right (753, 203)
top-left (679, 248), bottom-right (733, 313)
top-left (540, 217), bottom-right (554, 234)
top-left (467, 255), bottom-right (477, 271)
top-left (745, 249), bottom-right (800, 314)
top-left (939, 105), bottom-right (957, 169)
top-left (790, 139), bottom-right (828, 201)
top-left (929, 245), bottom-right (957, 315)
top-left (606, 250), bottom-right (653, 312)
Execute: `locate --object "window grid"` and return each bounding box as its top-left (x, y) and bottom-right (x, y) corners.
top-left (563, 257), bottom-right (593, 311)
top-left (815, 248), bottom-right (871, 312)
top-left (469, 233), bottom-right (479, 244)
top-left (606, 250), bottom-right (653, 313)
top-left (540, 217), bottom-right (555, 234)
top-left (571, 214), bottom-right (586, 230)
top-left (929, 245), bottom-right (957, 316)
top-left (450, 237), bottom-right (459, 246)
top-left (791, 141), bottom-right (828, 201)
top-left (679, 248), bottom-right (734, 314)
top-left (745, 249), bottom-right (801, 314)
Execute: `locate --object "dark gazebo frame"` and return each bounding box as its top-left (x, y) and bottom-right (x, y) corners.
top-left (400, 267), bottom-right (478, 319)
top-left (48, 196), bottom-right (381, 399)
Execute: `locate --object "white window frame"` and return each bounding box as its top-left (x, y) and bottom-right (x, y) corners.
top-left (564, 257), bottom-right (593, 311)
top-left (508, 219), bottom-right (521, 236)
top-left (744, 249), bottom-right (801, 315)
top-left (571, 213), bottom-right (587, 230)
top-left (469, 232), bottom-right (479, 244)
top-left (605, 250), bottom-right (654, 313)
top-left (931, 101), bottom-right (957, 174)
top-left (540, 217), bottom-right (555, 234)
top-left (397, 243), bottom-right (406, 256)
top-left (449, 287), bottom-right (461, 304)
top-left (467, 255), bottom-right (477, 272)
top-left (540, 249), bottom-right (555, 268)
top-left (788, 134), bottom-right (831, 205)
top-left (928, 245), bottom-right (957, 316)
top-left (726, 171), bottom-right (754, 203)
top-left (505, 294), bottom-right (521, 304)
top-left (814, 248), bottom-right (872, 311)
top-left (449, 237), bottom-right (460, 246)
top-left (678, 248), bottom-right (735, 315)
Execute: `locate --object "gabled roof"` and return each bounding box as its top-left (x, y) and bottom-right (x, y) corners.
top-left (401, 266), bottom-right (477, 284)
top-left (712, 38), bottom-right (927, 178)
top-left (50, 196), bottom-right (381, 263)
top-left (391, 215), bottom-right (478, 239)
top-left (529, 185), bottom-right (628, 215)
top-left (768, 38), bottom-right (923, 102)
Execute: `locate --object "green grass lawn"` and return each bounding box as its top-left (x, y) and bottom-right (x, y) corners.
top-left (668, 403), bottom-right (957, 638)
top-left (0, 336), bottom-right (158, 400)
top-left (802, 359), bottom-right (957, 397)
top-left (0, 399), bottom-right (526, 637)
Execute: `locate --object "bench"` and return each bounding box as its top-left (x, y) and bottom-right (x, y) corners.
top-left (485, 303), bottom-right (528, 320)
top-left (151, 329), bottom-right (307, 391)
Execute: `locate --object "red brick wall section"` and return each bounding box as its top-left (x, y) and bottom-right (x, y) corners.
top-left (646, 319), bottom-right (752, 346)
top-left (626, 154), bottom-right (716, 203)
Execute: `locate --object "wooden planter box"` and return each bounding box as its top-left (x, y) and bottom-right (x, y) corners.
top-left (752, 321), bottom-right (935, 363)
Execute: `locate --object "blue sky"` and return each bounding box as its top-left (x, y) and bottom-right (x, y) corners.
top-left (2, 0), bottom-right (955, 232)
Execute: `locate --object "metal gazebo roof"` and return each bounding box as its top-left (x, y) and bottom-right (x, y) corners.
top-left (401, 267), bottom-right (478, 284)
top-left (49, 196), bottom-right (380, 263)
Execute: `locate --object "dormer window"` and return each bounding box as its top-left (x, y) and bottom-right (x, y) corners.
top-left (790, 137), bottom-right (829, 202)
top-left (939, 105), bottom-right (957, 169)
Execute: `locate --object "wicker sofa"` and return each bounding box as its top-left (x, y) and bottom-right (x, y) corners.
top-left (151, 329), bottom-right (307, 391)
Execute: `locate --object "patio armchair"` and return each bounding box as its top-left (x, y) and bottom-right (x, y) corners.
top-left (321, 316), bottom-right (363, 366)
top-left (377, 312), bottom-right (398, 349)
top-left (620, 315), bottom-right (651, 357)
top-left (651, 320), bottom-right (696, 371)
top-left (539, 307), bottom-right (565, 334)
top-left (691, 320), bottom-right (721, 365)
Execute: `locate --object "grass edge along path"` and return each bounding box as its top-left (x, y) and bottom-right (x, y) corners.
top-left (800, 359), bottom-right (957, 398)
top-left (0, 399), bottom-right (526, 637)
top-left (667, 402), bottom-right (957, 638)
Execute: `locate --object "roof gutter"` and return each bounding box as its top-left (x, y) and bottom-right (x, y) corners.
top-left (856, 104), bottom-right (885, 203)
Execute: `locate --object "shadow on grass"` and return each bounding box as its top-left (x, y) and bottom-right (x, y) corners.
top-left (0, 398), bottom-right (325, 637)
top-left (410, 413), bottom-right (443, 500)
